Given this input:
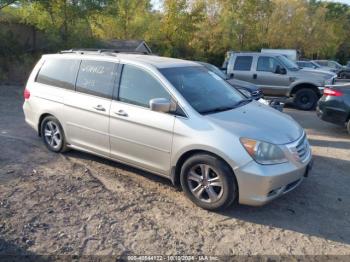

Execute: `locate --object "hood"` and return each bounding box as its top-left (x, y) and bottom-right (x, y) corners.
top-left (297, 68), bottom-right (335, 80)
top-left (319, 66), bottom-right (338, 73)
top-left (205, 102), bottom-right (303, 145)
top-left (226, 78), bottom-right (259, 91)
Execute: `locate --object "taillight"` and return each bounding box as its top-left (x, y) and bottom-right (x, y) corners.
top-left (24, 88), bottom-right (30, 99)
top-left (324, 87), bottom-right (343, 97)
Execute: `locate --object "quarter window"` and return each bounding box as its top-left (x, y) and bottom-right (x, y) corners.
top-left (257, 57), bottom-right (280, 72)
top-left (76, 60), bottom-right (117, 99)
top-left (233, 56), bottom-right (253, 71)
top-left (118, 64), bottom-right (171, 108)
top-left (36, 58), bottom-right (80, 90)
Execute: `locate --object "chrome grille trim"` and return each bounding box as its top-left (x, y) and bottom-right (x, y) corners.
top-left (286, 132), bottom-right (311, 163)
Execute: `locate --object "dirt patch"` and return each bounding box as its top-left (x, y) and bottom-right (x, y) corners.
top-left (0, 85), bottom-right (350, 257)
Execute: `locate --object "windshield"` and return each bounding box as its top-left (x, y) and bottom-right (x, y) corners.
top-left (199, 62), bottom-right (228, 80)
top-left (159, 66), bottom-right (248, 115)
top-left (277, 55), bottom-right (299, 71)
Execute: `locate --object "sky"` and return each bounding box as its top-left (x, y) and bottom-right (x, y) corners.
top-left (325, 0), bottom-right (350, 4)
top-left (329, 0), bottom-right (350, 5)
top-left (150, 0), bottom-right (350, 10)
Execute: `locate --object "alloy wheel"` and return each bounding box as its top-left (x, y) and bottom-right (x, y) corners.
top-left (44, 121), bottom-right (62, 150)
top-left (187, 164), bottom-right (224, 203)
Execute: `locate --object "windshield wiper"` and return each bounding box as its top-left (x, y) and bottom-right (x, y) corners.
top-left (201, 106), bottom-right (236, 115)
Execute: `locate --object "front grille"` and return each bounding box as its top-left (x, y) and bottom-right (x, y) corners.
top-left (295, 135), bottom-right (310, 162)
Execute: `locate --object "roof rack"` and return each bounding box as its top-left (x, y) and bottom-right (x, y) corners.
top-left (59, 49), bottom-right (150, 56)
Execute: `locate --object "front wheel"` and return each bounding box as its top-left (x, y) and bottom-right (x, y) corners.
top-left (180, 154), bottom-right (237, 211)
top-left (294, 88), bottom-right (318, 111)
top-left (340, 72), bottom-right (348, 79)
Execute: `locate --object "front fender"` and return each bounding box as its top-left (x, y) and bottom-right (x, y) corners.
top-left (287, 81), bottom-right (321, 97)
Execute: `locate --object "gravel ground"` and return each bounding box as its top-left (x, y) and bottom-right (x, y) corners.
top-left (0, 85), bottom-right (350, 258)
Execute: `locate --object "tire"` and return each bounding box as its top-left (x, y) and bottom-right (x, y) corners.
top-left (180, 154), bottom-right (237, 211)
top-left (340, 72), bottom-right (348, 79)
top-left (293, 88), bottom-right (318, 111)
top-left (347, 120), bottom-right (350, 135)
top-left (40, 116), bottom-right (68, 153)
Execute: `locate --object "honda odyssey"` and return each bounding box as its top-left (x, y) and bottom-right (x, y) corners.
top-left (23, 50), bottom-right (313, 210)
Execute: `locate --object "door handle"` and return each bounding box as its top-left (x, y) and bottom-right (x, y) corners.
top-left (253, 74), bottom-right (257, 79)
top-left (93, 105), bottom-right (106, 111)
top-left (114, 110), bottom-right (128, 117)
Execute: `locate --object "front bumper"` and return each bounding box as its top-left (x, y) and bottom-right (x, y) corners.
top-left (235, 135), bottom-right (312, 206)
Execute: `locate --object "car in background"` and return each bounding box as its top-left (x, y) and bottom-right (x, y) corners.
top-left (296, 60), bottom-right (320, 69)
top-left (317, 84), bottom-right (350, 134)
top-left (310, 60), bottom-right (339, 73)
top-left (226, 52), bottom-right (336, 110)
top-left (296, 60), bottom-right (336, 75)
top-left (313, 60), bottom-right (350, 79)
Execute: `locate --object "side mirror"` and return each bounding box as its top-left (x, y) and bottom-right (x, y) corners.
top-left (149, 98), bottom-right (176, 113)
top-left (275, 65), bottom-right (287, 75)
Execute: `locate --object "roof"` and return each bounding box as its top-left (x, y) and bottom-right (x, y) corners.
top-left (116, 54), bottom-right (199, 68)
top-left (234, 52), bottom-right (281, 57)
top-left (45, 52), bottom-right (199, 69)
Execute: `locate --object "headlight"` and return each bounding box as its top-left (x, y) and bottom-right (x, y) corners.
top-left (240, 138), bottom-right (288, 165)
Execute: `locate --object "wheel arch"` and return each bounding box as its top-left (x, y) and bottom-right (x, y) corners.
top-left (38, 113), bottom-right (55, 136)
top-left (171, 149), bottom-right (239, 197)
top-left (289, 83), bottom-right (321, 97)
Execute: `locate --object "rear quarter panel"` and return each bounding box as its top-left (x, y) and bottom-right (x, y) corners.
top-left (23, 58), bottom-right (66, 135)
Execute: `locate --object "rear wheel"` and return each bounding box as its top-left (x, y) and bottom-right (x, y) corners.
top-left (180, 154), bottom-right (237, 211)
top-left (294, 88), bottom-right (318, 110)
top-left (40, 116), bottom-right (68, 153)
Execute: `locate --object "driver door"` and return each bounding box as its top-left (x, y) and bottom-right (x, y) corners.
top-left (252, 56), bottom-right (290, 96)
top-left (109, 64), bottom-right (175, 175)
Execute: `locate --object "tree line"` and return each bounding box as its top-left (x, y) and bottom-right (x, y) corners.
top-left (1, 0), bottom-right (350, 75)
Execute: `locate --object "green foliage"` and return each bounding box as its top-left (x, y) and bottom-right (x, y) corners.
top-left (1, 0), bottom-right (350, 75)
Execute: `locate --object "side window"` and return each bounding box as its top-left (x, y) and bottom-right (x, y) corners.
top-left (36, 58), bottom-right (80, 90)
top-left (257, 57), bottom-right (280, 72)
top-left (233, 56), bottom-right (253, 71)
top-left (76, 60), bottom-right (117, 99)
top-left (118, 64), bottom-right (171, 108)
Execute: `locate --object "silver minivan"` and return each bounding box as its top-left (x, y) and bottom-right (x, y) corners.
top-left (23, 51), bottom-right (313, 210)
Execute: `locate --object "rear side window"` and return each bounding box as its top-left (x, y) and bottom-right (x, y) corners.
top-left (76, 60), bottom-right (117, 99)
top-left (36, 58), bottom-right (80, 90)
top-left (118, 64), bottom-right (171, 108)
top-left (234, 56), bottom-right (253, 71)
